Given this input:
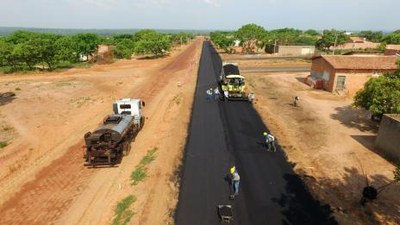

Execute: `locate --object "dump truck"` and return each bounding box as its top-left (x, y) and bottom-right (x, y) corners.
top-left (219, 62), bottom-right (250, 101)
top-left (84, 98), bottom-right (145, 166)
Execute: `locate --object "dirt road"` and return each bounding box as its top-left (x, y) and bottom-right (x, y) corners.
top-left (0, 38), bottom-right (202, 225)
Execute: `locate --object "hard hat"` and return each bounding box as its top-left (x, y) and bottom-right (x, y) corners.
top-left (263, 132), bottom-right (267, 136)
top-left (230, 166), bottom-right (236, 174)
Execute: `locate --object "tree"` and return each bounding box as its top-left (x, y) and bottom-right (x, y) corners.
top-left (358, 30), bottom-right (383, 42)
top-left (236, 24), bottom-right (266, 42)
top-left (383, 32), bottom-right (400, 44)
top-left (171, 32), bottom-right (193, 46)
top-left (71, 33), bottom-right (100, 61)
top-left (316, 29), bottom-right (349, 52)
top-left (133, 30), bottom-right (171, 56)
top-left (354, 68), bottom-right (400, 117)
top-left (6, 30), bottom-right (35, 44)
top-left (0, 40), bottom-right (19, 70)
top-left (304, 29), bottom-right (320, 36)
top-left (210, 31), bottom-right (235, 53)
top-left (235, 24), bottom-right (266, 53)
top-left (265, 28), bottom-right (302, 45)
top-left (133, 29), bottom-right (157, 42)
top-left (55, 36), bottom-right (79, 63)
top-left (113, 39), bottom-right (135, 59)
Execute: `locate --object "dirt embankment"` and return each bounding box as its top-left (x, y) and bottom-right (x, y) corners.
top-left (244, 71), bottom-right (400, 225)
top-left (0, 38), bottom-right (203, 225)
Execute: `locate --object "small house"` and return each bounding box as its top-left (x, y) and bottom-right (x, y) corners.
top-left (265, 45), bottom-right (315, 56)
top-left (309, 55), bottom-right (398, 95)
top-left (331, 36), bottom-right (380, 50)
top-left (384, 44), bottom-right (400, 56)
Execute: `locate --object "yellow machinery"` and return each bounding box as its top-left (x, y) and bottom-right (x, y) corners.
top-left (221, 75), bottom-right (247, 100)
top-left (219, 62), bottom-right (249, 100)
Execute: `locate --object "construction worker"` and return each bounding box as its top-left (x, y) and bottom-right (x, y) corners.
top-left (248, 92), bottom-right (255, 102)
top-left (293, 96), bottom-right (300, 107)
top-left (230, 166), bottom-right (240, 198)
top-left (263, 132), bottom-right (276, 152)
top-left (206, 88), bottom-right (213, 101)
top-left (223, 90), bottom-right (229, 101)
top-left (214, 87), bottom-right (220, 101)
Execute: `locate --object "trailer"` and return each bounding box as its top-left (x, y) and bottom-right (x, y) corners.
top-left (84, 98), bottom-right (145, 166)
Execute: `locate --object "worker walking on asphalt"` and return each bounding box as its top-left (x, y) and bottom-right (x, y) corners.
top-left (263, 132), bottom-right (276, 152)
top-left (206, 88), bottom-right (213, 101)
top-left (214, 87), bottom-right (220, 101)
top-left (230, 166), bottom-right (240, 199)
top-left (223, 90), bottom-right (229, 101)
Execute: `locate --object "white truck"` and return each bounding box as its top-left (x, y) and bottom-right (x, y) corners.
top-left (84, 98), bottom-right (145, 166)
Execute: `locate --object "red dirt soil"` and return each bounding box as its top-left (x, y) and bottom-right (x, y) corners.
top-left (0, 38), bottom-right (202, 225)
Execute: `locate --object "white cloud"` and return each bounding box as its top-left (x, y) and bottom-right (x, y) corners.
top-left (133, 0), bottom-right (171, 9)
top-left (203, 0), bottom-right (220, 7)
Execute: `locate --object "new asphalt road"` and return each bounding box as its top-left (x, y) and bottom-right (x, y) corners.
top-left (175, 42), bottom-right (337, 225)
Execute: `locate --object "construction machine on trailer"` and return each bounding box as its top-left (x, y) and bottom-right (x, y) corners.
top-left (84, 98), bottom-right (145, 166)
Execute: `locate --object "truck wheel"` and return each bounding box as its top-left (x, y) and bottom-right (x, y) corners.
top-left (140, 117), bottom-right (145, 130)
top-left (87, 154), bottom-right (92, 164)
top-left (123, 144), bottom-right (131, 156)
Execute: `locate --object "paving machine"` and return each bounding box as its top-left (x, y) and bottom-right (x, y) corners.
top-left (219, 62), bottom-right (250, 101)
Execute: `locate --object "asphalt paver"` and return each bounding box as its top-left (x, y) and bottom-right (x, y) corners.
top-left (175, 41), bottom-right (337, 225)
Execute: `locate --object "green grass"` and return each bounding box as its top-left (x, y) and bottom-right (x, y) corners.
top-left (112, 195), bottom-right (136, 225)
top-left (172, 94), bottom-right (181, 105)
top-left (131, 147), bottom-right (158, 185)
top-left (0, 141), bottom-right (8, 148)
top-left (139, 147), bottom-right (158, 166)
top-left (131, 166), bottom-right (147, 185)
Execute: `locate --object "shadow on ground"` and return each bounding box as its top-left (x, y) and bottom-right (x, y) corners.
top-left (272, 173), bottom-right (338, 225)
top-left (298, 166), bottom-right (399, 225)
top-left (351, 135), bottom-right (377, 152)
top-left (295, 76), bottom-right (306, 85)
top-left (330, 105), bottom-right (379, 132)
top-left (0, 92), bottom-right (16, 106)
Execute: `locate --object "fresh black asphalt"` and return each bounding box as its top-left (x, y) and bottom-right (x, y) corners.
top-left (175, 41), bottom-right (337, 225)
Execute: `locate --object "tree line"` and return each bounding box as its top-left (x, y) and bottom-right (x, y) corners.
top-left (0, 30), bottom-right (194, 72)
top-left (210, 24), bottom-right (400, 54)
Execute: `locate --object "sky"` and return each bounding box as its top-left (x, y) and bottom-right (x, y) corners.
top-left (0, 0), bottom-right (399, 31)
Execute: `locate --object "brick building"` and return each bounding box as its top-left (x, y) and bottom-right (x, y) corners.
top-left (331, 36), bottom-right (380, 51)
top-left (265, 45), bottom-right (315, 56)
top-left (309, 55), bottom-right (398, 95)
top-left (384, 44), bottom-right (400, 56)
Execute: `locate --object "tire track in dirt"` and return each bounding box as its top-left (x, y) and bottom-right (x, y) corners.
top-left (0, 142), bottom-right (95, 225)
top-left (0, 40), bottom-right (201, 225)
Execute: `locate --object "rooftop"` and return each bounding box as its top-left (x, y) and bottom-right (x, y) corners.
top-left (386, 44), bottom-right (400, 51)
top-left (313, 55), bottom-right (398, 70)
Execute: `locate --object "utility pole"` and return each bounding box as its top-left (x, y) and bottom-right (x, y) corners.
top-left (274, 39), bottom-right (277, 54)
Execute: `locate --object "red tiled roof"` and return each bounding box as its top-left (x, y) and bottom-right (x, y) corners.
top-left (386, 44), bottom-right (400, 51)
top-left (349, 36), bottom-right (365, 43)
top-left (332, 42), bottom-right (380, 50)
top-left (315, 55), bottom-right (398, 70)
